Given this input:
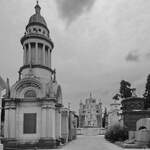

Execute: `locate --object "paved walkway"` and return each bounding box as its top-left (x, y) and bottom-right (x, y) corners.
top-left (59, 135), bottom-right (149, 150)
top-left (39, 135), bottom-right (149, 150)
top-left (61, 135), bottom-right (122, 150)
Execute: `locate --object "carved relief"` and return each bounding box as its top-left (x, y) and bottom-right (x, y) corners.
top-left (122, 98), bottom-right (145, 111)
top-left (10, 77), bottom-right (42, 98)
top-left (45, 81), bottom-right (62, 104)
top-left (24, 90), bottom-right (37, 98)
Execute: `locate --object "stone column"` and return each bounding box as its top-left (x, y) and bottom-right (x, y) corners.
top-left (35, 42), bottom-right (38, 64)
top-left (55, 107), bottom-right (61, 139)
top-left (43, 45), bottom-right (45, 66)
top-left (4, 105), bottom-right (9, 138)
top-left (0, 91), bottom-right (3, 149)
top-left (66, 109), bottom-right (69, 142)
top-left (9, 104), bottom-right (16, 138)
top-left (41, 105), bottom-right (47, 138)
top-left (58, 109), bottom-right (62, 138)
top-left (41, 103), bottom-right (56, 139)
top-left (0, 90), bottom-right (2, 137)
top-left (55, 109), bottom-right (58, 139)
top-left (48, 49), bottom-right (51, 68)
top-left (48, 106), bottom-right (55, 138)
top-left (15, 105), bottom-right (20, 139)
top-left (23, 44), bottom-right (26, 65)
top-left (50, 49), bottom-right (52, 68)
top-left (28, 43), bottom-right (31, 65)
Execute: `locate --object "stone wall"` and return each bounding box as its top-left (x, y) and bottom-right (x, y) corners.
top-left (123, 110), bottom-right (150, 131)
top-left (77, 128), bottom-right (105, 135)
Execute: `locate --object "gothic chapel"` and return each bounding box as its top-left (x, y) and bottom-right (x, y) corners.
top-left (3, 2), bottom-right (63, 148)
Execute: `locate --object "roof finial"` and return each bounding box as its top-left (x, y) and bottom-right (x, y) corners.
top-left (35, 0), bottom-right (41, 14)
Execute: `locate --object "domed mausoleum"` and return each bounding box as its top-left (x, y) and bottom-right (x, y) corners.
top-left (2, 2), bottom-right (65, 149)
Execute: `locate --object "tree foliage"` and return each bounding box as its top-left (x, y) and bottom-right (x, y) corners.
top-left (143, 74), bottom-right (150, 109)
top-left (105, 123), bottom-right (128, 142)
top-left (102, 107), bottom-right (108, 128)
top-left (112, 93), bottom-right (120, 101)
top-left (119, 80), bottom-right (133, 99)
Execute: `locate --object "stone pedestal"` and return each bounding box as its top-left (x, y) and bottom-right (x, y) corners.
top-left (135, 130), bottom-right (150, 145)
top-left (122, 110), bottom-right (150, 131)
top-left (0, 144), bottom-right (3, 150)
top-left (61, 108), bottom-right (69, 143)
top-left (38, 138), bottom-right (57, 149)
top-left (76, 128), bottom-right (104, 136)
top-left (129, 131), bottom-right (136, 140)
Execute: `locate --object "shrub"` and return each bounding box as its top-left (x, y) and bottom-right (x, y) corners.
top-left (105, 123), bottom-right (128, 142)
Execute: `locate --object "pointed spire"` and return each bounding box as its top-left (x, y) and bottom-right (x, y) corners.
top-left (0, 76), bottom-right (6, 90)
top-left (90, 92), bottom-right (92, 98)
top-left (99, 99), bottom-right (102, 105)
top-left (53, 69), bottom-right (56, 82)
top-left (68, 102), bottom-right (71, 110)
top-left (6, 78), bottom-right (10, 98)
top-left (35, 0), bottom-right (41, 14)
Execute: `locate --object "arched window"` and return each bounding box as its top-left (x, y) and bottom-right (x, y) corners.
top-left (24, 90), bottom-right (36, 98)
top-left (138, 126), bottom-right (147, 130)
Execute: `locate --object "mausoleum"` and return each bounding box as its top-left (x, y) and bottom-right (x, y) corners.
top-left (2, 2), bottom-right (64, 149)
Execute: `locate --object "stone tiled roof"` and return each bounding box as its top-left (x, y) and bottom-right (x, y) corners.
top-left (29, 14), bottom-right (47, 27)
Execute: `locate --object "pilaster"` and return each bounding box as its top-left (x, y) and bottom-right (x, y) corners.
top-left (41, 102), bottom-right (56, 139)
top-left (4, 102), bottom-right (16, 139)
top-left (9, 104), bottom-right (16, 138)
top-left (58, 109), bottom-right (62, 137)
top-left (4, 104), bottom-right (9, 138)
top-left (55, 107), bottom-right (62, 139)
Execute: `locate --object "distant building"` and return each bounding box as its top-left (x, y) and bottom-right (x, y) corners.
top-left (108, 100), bottom-right (121, 126)
top-left (79, 93), bottom-right (102, 128)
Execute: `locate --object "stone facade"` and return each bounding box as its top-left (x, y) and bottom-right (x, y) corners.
top-left (79, 94), bottom-right (102, 128)
top-left (61, 108), bottom-right (69, 143)
top-left (122, 110), bottom-right (150, 131)
top-left (108, 100), bottom-right (122, 126)
top-left (1, 2), bottom-right (72, 149)
top-left (121, 97), bottom-right (150, 131)
top-left (61, 108), bottom-right (77, 143)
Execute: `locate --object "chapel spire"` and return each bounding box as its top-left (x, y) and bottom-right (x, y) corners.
top-left (90, 92), bottom-right (92, 98)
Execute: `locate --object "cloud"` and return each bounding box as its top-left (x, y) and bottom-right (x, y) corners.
top-left (125, 50), bottom-right (140, 62)
top-left (145, 52), bottom-right (150, 60)
top-left (55, 0), bottom-right (96, 24)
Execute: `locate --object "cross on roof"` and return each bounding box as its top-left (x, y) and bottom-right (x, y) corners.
top-left (36, 0), bottom-right (39, 5)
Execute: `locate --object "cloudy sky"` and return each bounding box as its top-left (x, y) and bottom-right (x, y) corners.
top-left (0, 0), bottom-right (150, 112)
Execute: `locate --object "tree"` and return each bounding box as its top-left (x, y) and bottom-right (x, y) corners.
top-left (119, 80), bottom-right (132, 99)
top-left (113, 93), bottom-right (120, 101)
top-left (102, 107), bottom-right (108, 128)
top-left (143, 74), bottom-right (150, 109)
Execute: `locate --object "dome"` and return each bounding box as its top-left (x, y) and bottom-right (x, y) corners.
top-left (29, 14), bottom-right (47, 27)
top-left (28, 2), bottom-right (47, 27)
